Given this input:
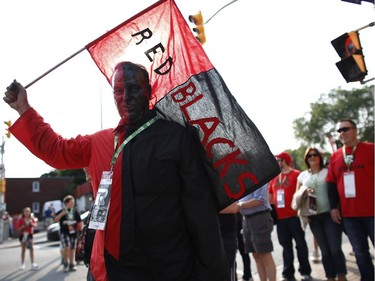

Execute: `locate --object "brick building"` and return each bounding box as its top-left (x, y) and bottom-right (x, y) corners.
top-left (5, 177), bottom-right (74, 219)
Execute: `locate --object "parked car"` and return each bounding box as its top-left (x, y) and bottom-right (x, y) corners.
top-left (46, 211), bottom-right (89, 241)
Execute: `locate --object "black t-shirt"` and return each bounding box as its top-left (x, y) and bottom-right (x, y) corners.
top-left (56, 208), bottom-right (82, 237)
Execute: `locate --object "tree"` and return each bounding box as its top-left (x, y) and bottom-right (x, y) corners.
top-left (41, 169), bottom-right (86, 196)
top-left (293, 85), bottom-right (374, 152)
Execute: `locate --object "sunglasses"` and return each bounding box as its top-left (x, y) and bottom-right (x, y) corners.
top-left (306, 153), bottom-right (319, 159)
top-left (337, 127), bottom-right (354, 133)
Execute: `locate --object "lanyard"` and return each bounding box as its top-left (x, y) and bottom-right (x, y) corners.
top-left (342, 143), bottom-right (357, 171)
top-left (278, 168), bottom-right (291, 187)
top-left (110, 116), bottom-right (158, 170)
top-left (309, 170), bottom-right (319, 189)
top-left (278, 173), bottom-right (287, 187)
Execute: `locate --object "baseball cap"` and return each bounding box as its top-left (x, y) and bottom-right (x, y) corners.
top-left (275, 152), bottom-right (292, 165)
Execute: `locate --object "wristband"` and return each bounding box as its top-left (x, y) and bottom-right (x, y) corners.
top-left (238, 202), bottom-right (243, 211)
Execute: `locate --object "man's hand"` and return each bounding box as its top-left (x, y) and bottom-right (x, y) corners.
top-left (330, 208), bottom-right (342, 224)
top-left (3, 80), bottom-right (31, 115)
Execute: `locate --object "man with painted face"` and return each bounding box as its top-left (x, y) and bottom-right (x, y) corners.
top-left (3, 62), bottom-right (227, 281)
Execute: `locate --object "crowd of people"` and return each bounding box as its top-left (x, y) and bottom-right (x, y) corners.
top-left (231, 121), bottom-right (373, 281)
top-left (4, 61), bottom-right (373, 281)
top-left (14, 195), bottom-right (82, 273)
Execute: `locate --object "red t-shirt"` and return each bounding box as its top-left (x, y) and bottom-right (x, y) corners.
top-left (17, 217), bottom-right (37, 234)
top-left (326, 142), bottom-right (374, 218)
top-left (269, 169), bottom-right (300, 220)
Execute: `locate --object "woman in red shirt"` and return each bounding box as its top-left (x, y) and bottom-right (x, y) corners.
top-left (17, 207), bottom-right (39, 270)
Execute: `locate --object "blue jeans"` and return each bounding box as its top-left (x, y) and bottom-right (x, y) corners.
top-left (277, 216), bottom-right (311, 278)
top-left (309, 212), bottom-right (347, 278)
top-left (343, 217), bottom-right (374, 281)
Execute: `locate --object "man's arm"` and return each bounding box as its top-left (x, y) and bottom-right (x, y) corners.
top-left (54, 209), bottom-right (67, 223)
top-left (327, 182), bottom-right (341, 224)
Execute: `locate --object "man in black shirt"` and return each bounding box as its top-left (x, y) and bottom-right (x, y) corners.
top-left (4, 62), bottom-right (227, 281)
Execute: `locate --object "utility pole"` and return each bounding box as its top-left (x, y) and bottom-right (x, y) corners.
top-left (0, 137), bottom-right (5, 243)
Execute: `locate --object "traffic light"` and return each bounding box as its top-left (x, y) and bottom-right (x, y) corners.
top-left (341, 0), bottom-right (374, 4)
top-left (188, 11), bottom-right (206, 45)
top-left (4, 120), bottom-right (11, 138)
top-left (331, 31), bottom-right (367, 83)
top-left (0, 178), bottom-right (5, 193)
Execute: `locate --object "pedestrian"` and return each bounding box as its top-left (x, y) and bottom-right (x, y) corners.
top-left (54, 195), bottom-right (83, 272)
top-left (268, 151), bottom-right (312, 281)
top-left (2, 211), bottom-right (13, 238)
top-left (236, 212), bottom-right (253, 281)
top-left (17, 207), bottom-right (39, 270)
top-left (44, 203), bottom-right (55, 229)
top-left (218, 213), bottom-right (238, 281)
top-left (3, 61), bottom-right (227, 281)
top-left (297, 147), bottom-right (347, 281)
top-left (327, 119), bottom-right (374, 281)
top-left (238, 183), bottom-right (276, 281)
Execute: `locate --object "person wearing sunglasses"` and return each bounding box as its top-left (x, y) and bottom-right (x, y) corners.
top-left (326, 119), bottom-right (374, 281)
top-left (297, 148), bottom-right (347, 281)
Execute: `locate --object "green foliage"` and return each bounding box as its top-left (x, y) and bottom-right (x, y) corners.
top-left (291, 85), bottom-right (374, 170)
top-left (55, 169), bottom-right (86, 186)
top-left (288, 147), bottom-right (307, 171)
top-left (40, 169), bottom-right (86, 196)
top-left (293, 85), bottom-right (374, 151)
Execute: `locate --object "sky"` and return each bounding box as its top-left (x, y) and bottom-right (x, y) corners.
top-left (0, 0), bottom-right (374, 178)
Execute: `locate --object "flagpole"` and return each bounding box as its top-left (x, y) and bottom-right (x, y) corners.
top-left (24, 47), bottom-right (86, 89)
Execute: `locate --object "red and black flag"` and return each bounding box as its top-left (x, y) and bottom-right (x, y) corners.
top-left (86, 0), bottom-right (280, 210)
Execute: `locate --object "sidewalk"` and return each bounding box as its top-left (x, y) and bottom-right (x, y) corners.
top-left (250, 239), bottom-right (361, 281)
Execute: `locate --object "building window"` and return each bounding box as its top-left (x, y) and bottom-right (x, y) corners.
top-left (32, 181), bottom-right (40, 192)
top-left (32, 202), bottom-right (40, 214)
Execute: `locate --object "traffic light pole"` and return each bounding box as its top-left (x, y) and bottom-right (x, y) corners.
top-left (354, 21), bottom-right (374, 32)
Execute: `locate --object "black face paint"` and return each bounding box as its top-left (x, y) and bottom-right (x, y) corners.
top-left (118, 63), bottom-right (151, 124)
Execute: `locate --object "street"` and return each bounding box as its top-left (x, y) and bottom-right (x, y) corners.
top-left (0, 227), bottom-right (366, 281)
top-left (236, 224), bottom-right (366, 280)
top-left (235, 223), bottom-right (318, 276)
top-left (0, 232), bottom-right (87, 281)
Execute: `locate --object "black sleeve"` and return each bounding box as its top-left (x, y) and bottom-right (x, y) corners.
top-left (75, 211), bottom-right (82, 223)
top-left (327, 182), bottom-right (339, 209)
top-left (178, 126), bottom-right (227, 280)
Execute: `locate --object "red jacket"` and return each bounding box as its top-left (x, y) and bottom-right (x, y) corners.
top-left (11, 108), bottom-right (121, 281)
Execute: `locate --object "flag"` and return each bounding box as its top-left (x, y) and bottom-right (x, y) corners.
top-left (86, 0), bottom-right (280, 210)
